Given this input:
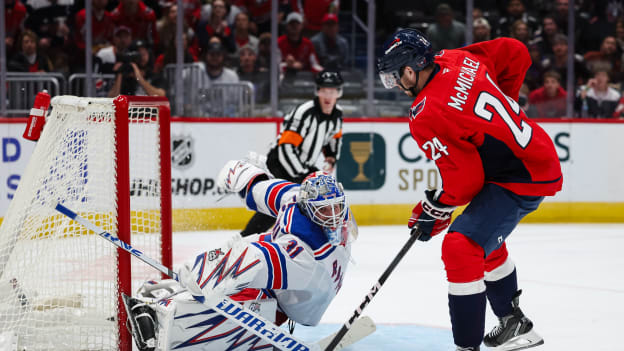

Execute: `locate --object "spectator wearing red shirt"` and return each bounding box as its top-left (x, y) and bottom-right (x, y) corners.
top-left (74, 0), bottom-right (114, 51)
top-left (293, 0), bottom-right (338, 37)
top-left (4, 0), bottom-right (28, 55)
top-left (278, 12), bottom-right (323, 74)
top-left (8, 30), bottom-right (52, 73)
top-left (111, 0), bottom-right (159, 50)
top-left (527, 71), bottom-right (567, 118)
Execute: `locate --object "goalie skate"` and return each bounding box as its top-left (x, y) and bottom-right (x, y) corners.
top-left (121, 294), bottom-right (157, 351)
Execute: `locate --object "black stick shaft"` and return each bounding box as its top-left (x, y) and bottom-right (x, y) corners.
top-left (324, 228), bottom-right (422, 351)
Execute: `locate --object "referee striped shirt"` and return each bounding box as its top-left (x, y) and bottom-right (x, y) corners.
top-left (268, 98), bottom-right (343, 181)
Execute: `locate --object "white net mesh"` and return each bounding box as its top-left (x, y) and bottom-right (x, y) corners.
top-left (0, 96), bottom-right (169, 350)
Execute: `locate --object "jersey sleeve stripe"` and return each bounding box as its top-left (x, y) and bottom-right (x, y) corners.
top-left (266, 181), bottom-right (291, 216)
top-left (315, 243), bottom-right (332, 255)
top-left (251, 242), bottom-right (275, 289)
top-left (314, 244), bottom-right (336, 261)
top-left (252, 241), bottom-right (288, 289)
top-left (283, 205), bottom-right (295, 233)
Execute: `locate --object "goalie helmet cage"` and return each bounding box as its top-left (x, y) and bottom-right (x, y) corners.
top-left (0, 95), bottom-right (172, 350)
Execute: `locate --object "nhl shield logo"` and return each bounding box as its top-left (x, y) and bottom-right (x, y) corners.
top-left (171, 135), bottom-right (194, 170)
top-left (409, 97), bottom-right (426, 120)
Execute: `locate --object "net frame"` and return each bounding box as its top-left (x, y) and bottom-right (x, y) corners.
top-left (114, 95), bottom-right (172, 351)
top-left (0, 95), bottom-right (172, 350)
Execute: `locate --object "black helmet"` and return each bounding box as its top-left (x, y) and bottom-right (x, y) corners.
top-left (315, 70), bottom-right (344, 88)
top-left (377, 28), bottom-right (434, 89)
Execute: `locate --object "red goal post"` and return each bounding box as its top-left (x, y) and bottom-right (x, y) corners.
top-left (114, 95), bottom-right (172, 350)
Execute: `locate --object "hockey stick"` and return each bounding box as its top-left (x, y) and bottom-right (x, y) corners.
top-left (55, 203), bottom-right (374, 351)
top-left (55, 203), bottom-right (315, 351)
top-left (324, 227), bottom-right (423, 351)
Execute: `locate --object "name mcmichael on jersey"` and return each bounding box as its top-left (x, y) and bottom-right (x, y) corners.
top-left (447, 56), bottom-right (480, 112)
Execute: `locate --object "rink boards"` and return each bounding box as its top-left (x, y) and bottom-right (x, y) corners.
top-left (2, 117), bottom-right (624, 229)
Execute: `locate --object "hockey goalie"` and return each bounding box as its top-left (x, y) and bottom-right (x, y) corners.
top-left (123, 160), bottom-right (358, 350)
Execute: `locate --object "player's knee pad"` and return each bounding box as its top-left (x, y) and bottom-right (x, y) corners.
top-left (485, 243), bottom-right (515, 282)
top-left (442, 232), bottom-right (486, 284)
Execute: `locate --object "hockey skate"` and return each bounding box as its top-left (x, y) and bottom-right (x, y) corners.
top-left (121, 294), bottom-right (157, 351)
top-left (456, 346), bottom-right (479, 351)
top-left (484, 291), bottom-right (544, 351)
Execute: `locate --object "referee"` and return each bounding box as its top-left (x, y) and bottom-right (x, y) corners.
top-left (241, 70), bottom-right (345, 236)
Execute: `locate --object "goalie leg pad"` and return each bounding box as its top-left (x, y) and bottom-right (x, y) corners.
top-left (153, 291), bottom-right (278, 350)
top-left (122, 294), bottom-right (157, 351)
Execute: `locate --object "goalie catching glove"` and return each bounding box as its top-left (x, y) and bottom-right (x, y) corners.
top-left (216, 159), bottom-right (269, 197)
top-left (408, 189), bottom-right (456, 241)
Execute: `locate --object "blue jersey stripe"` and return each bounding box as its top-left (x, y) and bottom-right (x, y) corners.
top-left (251, 242), bottom-right (274, 289)
top-left (315, 245), bottom-right (336, 260)
top-left (267, 242), bottom-right (288, 289)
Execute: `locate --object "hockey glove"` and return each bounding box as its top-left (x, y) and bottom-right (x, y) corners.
top-left (216, 159), bottom-right (269, 197)
top-left (408, 189), bottom-right (456, 241)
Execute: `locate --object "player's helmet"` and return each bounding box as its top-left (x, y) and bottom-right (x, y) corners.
top-left (315, 70), bottom-right (344, 98)
top-left (298, 173), bottom-right (347, 245)
top-left (315, 70), bottom-right (344, 88)
top-left (377, 28), bottom-right (434, 89)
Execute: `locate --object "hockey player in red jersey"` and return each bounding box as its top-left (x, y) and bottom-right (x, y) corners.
top-left (378, 29), bottom-right (562, 351)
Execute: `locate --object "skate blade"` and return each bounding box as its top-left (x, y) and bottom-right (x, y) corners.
top-left (490, 329), bottom-right (544, 351)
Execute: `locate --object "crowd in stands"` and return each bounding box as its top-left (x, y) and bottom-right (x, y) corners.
top-left (5, 0), bottom-right (624, 118)
top-left (417, 0), bottom-right (624, 118)
top-left (3, 0), bottom-right (343, 104)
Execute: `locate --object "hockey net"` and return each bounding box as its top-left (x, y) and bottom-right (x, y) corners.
top-left (0, 95), bottom-right (172, 350)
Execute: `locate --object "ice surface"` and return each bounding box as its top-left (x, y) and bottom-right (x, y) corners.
top-left (173, 224), bottom-right (624, 350)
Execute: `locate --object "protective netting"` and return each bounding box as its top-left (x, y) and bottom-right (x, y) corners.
top-left (0, 96), bottom-right (168, 350)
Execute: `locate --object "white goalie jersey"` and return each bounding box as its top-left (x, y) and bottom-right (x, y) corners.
top-left (134, 176), bottom-right (356, 350)
top-left (180, 178), bottom-right (356, 326)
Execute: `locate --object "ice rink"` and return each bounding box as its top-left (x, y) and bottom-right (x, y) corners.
top-left (172, 224), bottom-right (624, 350)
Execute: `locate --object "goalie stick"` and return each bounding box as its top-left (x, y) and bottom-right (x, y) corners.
top-left (324, 227), bottom-right (423, 351)
top-left (55, 203), bottom-right (374, 351)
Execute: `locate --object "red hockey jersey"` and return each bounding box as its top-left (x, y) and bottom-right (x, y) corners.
top-left (408, 38), bottom-right (562, 206)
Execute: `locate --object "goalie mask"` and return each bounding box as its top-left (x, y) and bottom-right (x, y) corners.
top-left (298, 173), bottom-right (347, 245)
